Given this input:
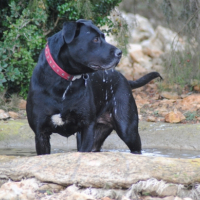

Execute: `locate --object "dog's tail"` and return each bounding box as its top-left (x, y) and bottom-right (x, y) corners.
top-left (128, 72), bottom-right (163, 89)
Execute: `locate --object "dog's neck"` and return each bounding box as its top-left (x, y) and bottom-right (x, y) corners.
top-left (45, 44), bottom-right (82, 81)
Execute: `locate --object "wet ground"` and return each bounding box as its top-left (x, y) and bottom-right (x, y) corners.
top-left (0, 119), bottom-right (200, 159)
top-left (0, 147), bottom-right (200, 159)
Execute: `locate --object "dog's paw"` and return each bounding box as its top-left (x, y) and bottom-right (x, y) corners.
top-left (131, 150), bottom-right (142, 154)
top-left (51, 114), bottom-right (64, 127)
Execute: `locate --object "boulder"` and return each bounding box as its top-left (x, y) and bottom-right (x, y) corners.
top-left (160, 91), bottom-right (180, 100)
top-left (18, 99), bottom-right (27, 110)
top-left (122, 13), bottom-right (155, 43)
top-left (182, 94), bottom-right (200, 104)
top-left (0, 152), bottom-right (200, 186)
top-left (147, 116), bottom-right (156, 122)
top-left (156, 106), bottom-right (169, 117)
top-left (129, 49), bottom-right (152, 70)
top-left (8, 111), bottom-right (19, 119)
top-left (0, 178), bottom-right (40, 200)
top-left (132, 63), bottom-right (149, 79)
top-left (0, 110), bottom-right (9, 120)
top-left (193, 85), bottom-right (200, 92)
top-left (142, 26), bottom-right (186, 53)
top-left (0, 153), bottom-right (200, 199)
top-left (116, 55), bottom-right (134, 80)
top-left (165, 110), bottom-right (186, 123)
top-left (181, 94), bottom-right (200, 111)
top-left (142, 45), bottom-right (164, 58)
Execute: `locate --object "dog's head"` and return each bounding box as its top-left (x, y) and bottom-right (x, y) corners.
top-left (48, 19), bottom-right (122, 74)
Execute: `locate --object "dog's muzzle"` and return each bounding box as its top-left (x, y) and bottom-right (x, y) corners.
top-left (115, 49), bottom-right (122, 58)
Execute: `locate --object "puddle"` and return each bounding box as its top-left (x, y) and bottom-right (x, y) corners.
top-left (142, 148), bottom-right (200, 159)
top-left (0, 148), bottom-right (199, 159)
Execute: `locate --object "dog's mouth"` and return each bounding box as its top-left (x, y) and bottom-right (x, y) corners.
top-left (89, 64), bottom-right (102, 70)
top-left (89, 63), bottom-right (117, 71)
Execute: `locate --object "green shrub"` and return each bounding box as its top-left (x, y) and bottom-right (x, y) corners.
top-left (0, 1), bottom-right (47, 97)
top-left (0, 0), bottom-right (124, 98)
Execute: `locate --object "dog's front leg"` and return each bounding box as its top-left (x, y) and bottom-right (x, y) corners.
top-left (35, 133), bottom-right (51, 155)
top-left (78, 123), bottom-right (95, 152)
top-left (76, 132), bottom-right (81, 151)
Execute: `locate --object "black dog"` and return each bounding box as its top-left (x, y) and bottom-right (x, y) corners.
top-left (26, 19), bottom-right (162, 155)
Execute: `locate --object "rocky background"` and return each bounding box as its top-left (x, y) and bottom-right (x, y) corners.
top-left (110, 13), bottom-right (200, 124)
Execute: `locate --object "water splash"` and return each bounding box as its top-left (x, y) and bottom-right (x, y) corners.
top-left (113, 96), bottom-right (117, 114)
top-left (62, 81), bottom-right (72, 100)
top-left (103, 71), bottom-right (105, 82)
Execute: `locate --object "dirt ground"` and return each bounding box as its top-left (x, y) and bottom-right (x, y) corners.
top-left (133, 80), bottom-right (200, 124)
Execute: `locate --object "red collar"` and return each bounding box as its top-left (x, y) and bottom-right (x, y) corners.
top-left (45, 44), bottom-right (74, 81)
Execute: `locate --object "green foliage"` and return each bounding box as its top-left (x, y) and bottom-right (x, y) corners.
top-left (0, 0), bottom-right (124, 98)
top-left (0, 1), bottom-right (47, 98)
top-left (184, 111), bottom-right (200, 121)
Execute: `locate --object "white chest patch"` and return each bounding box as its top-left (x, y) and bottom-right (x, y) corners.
top-left (51, 114), bottom-right (64, 126)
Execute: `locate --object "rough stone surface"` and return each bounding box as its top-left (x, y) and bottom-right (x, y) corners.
top-left (193, 85), bottom-right (200, 92)
top-left (0, 109), bottom-right (9, 120)
top-left (18, 99), bottom-right (27, 110)
top-left (0, 154), bottom-right (200, 199)
top-left (147, 116), bottom-right (156, 122)
top-left (165, 110), bottom-right (186, 123)
top-left (1, 153), bottom-right (200, 187)
top-left (8, 111), bottom-right (19, 119)
top-left (160, 91), bottom-right (180, 100)
top-left (0, 178), bottom-right (40, 200)
top-left (181, 94), bottom-right (200, 110)
top-left (122, 13), bottom-right (155, 43)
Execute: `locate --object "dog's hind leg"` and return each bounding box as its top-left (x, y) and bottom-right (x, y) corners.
top-left (112, 95), bottom-right (142, 154)
top-left (114, 117), bottom-right (141, 154)
top-left (92, 124), bottom-right (113, 152)
top-left (78, 122), bottom-right (96, 152)
top-left (35, 132), bottom-right (51, 155)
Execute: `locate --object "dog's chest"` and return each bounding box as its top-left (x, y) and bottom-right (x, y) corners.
top-left (51, 102), bottom-right (93, 129)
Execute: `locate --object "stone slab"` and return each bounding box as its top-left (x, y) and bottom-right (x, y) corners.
top-left (0, 152), bottom-right (200, 188)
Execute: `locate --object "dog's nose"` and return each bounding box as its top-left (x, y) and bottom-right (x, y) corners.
top-left (115, 49), bottom-right (122, 58)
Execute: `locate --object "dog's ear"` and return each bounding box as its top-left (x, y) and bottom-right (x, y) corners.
top-left (62, 21), bottom-right (78, 44)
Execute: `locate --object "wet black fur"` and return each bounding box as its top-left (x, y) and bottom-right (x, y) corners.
top-left (26, 19), bottom-right (162, 155)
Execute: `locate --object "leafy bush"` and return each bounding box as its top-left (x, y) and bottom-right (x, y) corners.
top-left (0, 1), bottom-right (47, 97)
top-left (0, 0), bottom-right (123, 98)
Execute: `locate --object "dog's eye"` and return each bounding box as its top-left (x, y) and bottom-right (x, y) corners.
top-left (93, 37), bottom-right (100, 43)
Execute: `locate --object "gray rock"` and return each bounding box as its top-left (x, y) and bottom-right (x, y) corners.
top-left (0, 153), bottom-right (200, 199)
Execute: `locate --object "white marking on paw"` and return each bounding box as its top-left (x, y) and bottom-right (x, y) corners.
top-left (51, 114), bottom-right (64, 127)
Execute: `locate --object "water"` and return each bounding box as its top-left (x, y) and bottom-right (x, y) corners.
top-left (62, 81), bottom-right (72, 100)
top-left (0, 148), bottom-right (199, 159)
